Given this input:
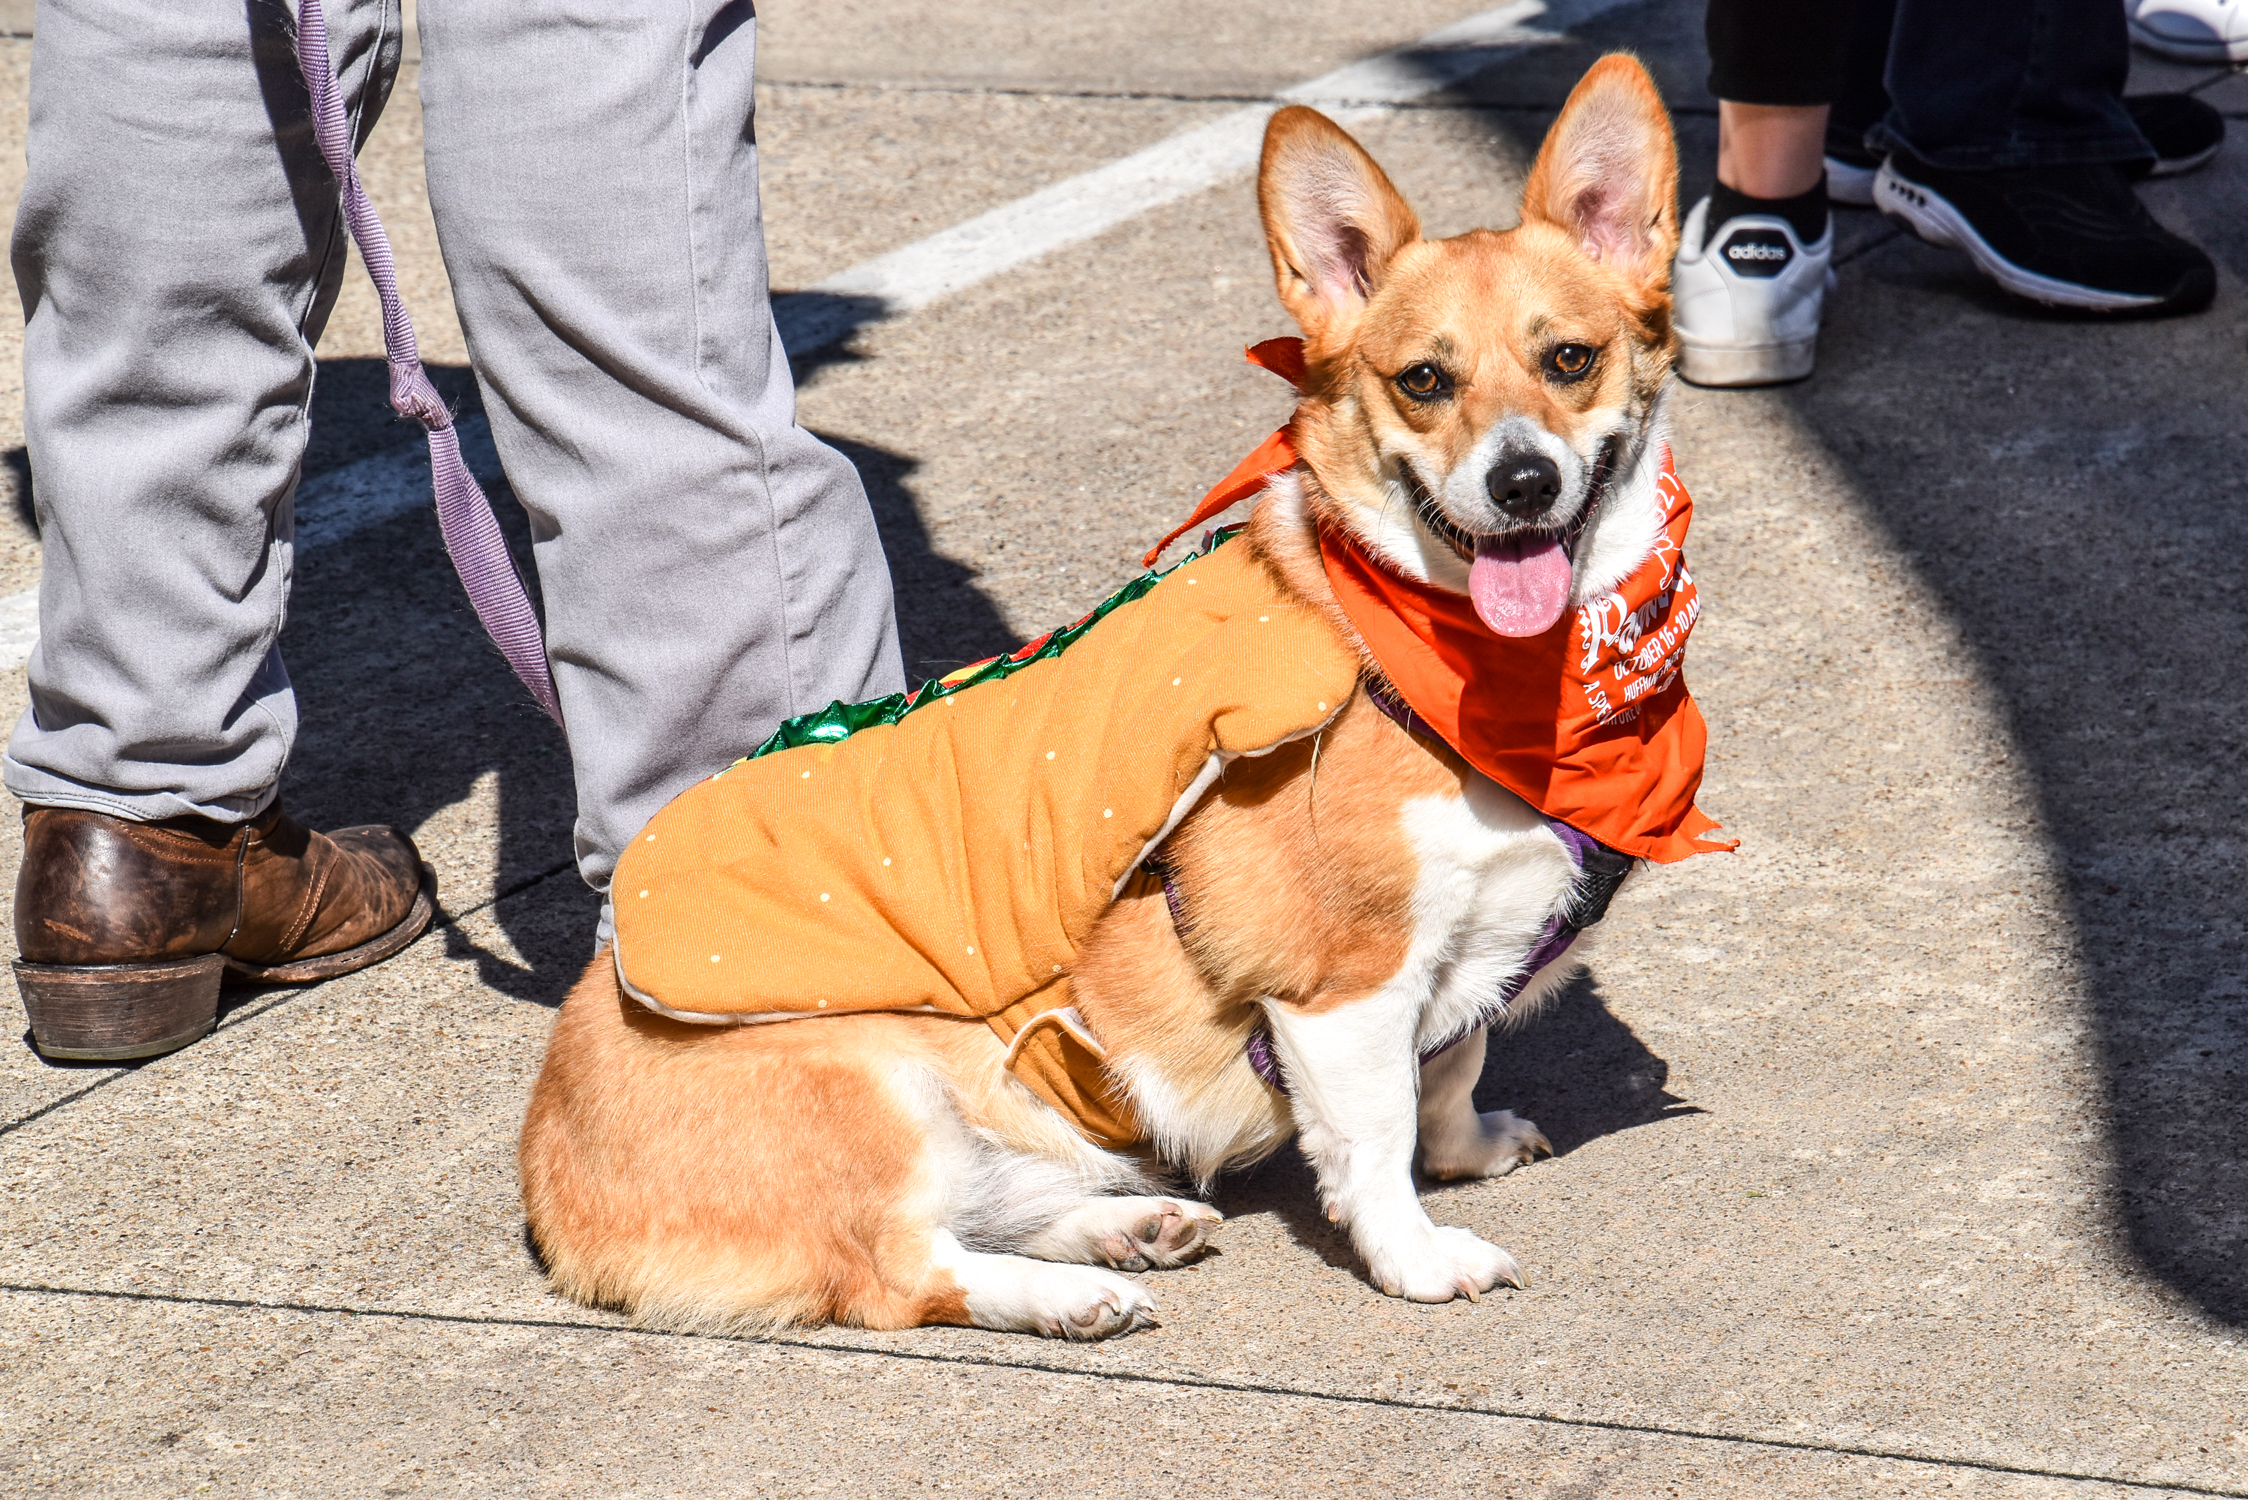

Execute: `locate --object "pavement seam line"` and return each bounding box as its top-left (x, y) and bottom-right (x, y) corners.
top-left (213, 851), bottom-right (579, 1032)
top-left (0, 854), bottom-right (581, 1125)
top-left (2, 1279), bottom-right (2240, 1498)
top-left (437, 855), bottom-right (580, 929)
top-left (0, 1074), bottom-right (129, 1140)
top-left (770, 0), bottom-right (1648, 356)
top-left (183, 851), bottom-right (580, 1027)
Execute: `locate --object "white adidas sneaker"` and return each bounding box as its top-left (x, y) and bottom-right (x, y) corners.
top-left (2128, 0), bottom-right (2248, 61)
top-left (1671, 196), bottom-right (1834, 388)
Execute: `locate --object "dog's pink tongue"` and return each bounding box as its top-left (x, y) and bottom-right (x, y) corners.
top-left (1469, 535), bottom-right (1571, 637)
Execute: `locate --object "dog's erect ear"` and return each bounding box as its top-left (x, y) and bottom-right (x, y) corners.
top-left (1520, 54), bottom-right (1679, 290)
top-left (1259, 106), bottom-right (1421, 338)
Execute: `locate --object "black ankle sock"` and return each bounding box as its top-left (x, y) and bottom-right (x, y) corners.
top-left (1709, 179), bottom-right (1828, 245)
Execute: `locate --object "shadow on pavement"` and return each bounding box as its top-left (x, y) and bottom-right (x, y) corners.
top-left (777, 290), bottom-right (890, 384)
top-left (5, 448), bottom-right (28, 535)
top-left (280, 359), bottom-right (579, 1004)
top-left (1446, 1), bottom-right (2248, 1328)
top-left (1778, 249), bottom-right (2248, 1327)
top-left (1215, 976), bottom-right (1694, 1285)
top-left (1476, 974), bottom-right (1704, 1155)
top-left (820, 430), bottom-right (1021, 678)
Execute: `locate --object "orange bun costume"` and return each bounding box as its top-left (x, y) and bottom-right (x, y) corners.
top-left (612, 533), bottom-right (1359, 1148)
top-left (612, 342), bottom-right (1730, 1147)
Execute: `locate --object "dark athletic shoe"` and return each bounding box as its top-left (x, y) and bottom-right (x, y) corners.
top-left (2123, 93), bottom-right (2225, 179)
top-left (1836, 96), bottom-right (2219, 206)
top-left (1874, 150), bottom-right (2216, 314)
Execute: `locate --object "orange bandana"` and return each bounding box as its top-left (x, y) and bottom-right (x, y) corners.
top-left (1148, 339), bottom-right (1733, 864)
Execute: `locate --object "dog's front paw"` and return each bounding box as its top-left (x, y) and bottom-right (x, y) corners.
top-left (1420, 1109), bottom-right (1552, 1181)
top-left (1368, 1225), bottom-right (1523, 1303)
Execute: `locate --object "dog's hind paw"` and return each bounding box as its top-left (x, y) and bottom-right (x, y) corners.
top-left (1019, 1263), bottom-right (1160, 1340)
top-left (938, 1240), bottom-right (1161, 1340)
top-left (1027, 1196), bottom-right (1223, 1271)
top-left (1419, 1109), bottom-right (1552, 1181)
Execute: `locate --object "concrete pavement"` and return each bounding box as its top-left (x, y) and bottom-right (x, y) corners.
top-left (1, 1), bottom-right (2245, 1494)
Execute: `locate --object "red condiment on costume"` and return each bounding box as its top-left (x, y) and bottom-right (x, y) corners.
top-left (1148, 338), bottom-right (1733, 864)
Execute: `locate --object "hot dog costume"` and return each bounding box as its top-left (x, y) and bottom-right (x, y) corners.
top-left (612, 344), bottom-right (1732, 1149)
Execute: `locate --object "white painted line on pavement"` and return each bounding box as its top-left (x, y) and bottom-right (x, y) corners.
top-left (773, 0), bottom-right (1638, 354)
top-left (291, 414), bottom-right (498, 558)
top-left (0, 414), bottom-right (497, 672)
top-left (2, 0), bottom-right (1636, 667)
top-left (0, 588), bottom-right (35, 671)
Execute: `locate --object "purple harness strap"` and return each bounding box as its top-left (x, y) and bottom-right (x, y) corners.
top-left (295, 2), bottom-right (564, 727)
top-left (1149, 682), bottom-right (1627, 1093)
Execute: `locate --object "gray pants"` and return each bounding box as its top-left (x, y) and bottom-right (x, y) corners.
top-left (5, 0), bottom-right (905, 914)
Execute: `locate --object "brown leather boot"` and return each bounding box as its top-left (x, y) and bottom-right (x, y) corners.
top-left (12, 803), bottom-right (435, 1061)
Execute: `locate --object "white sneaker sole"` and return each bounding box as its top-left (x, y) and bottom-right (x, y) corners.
top-left (1873, 163), bottom-right (2165, 311)
top-left (2128, 17), bottom-right (2248, 61)
top-left (1677, 334), bottom-right (1818, 387)
top-left (2146, 140), bottom-right (2223, 178)
top-left (1825, 155), bottom-right (1878, 207)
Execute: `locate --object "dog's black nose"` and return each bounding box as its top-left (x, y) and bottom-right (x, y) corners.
top-left (1488, 453), bottom-right (1562, 518)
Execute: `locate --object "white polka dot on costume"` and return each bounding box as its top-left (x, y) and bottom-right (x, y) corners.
top-left (1103, 808), bottom-right (1113, 818)
top-left (966, 946), bottom-right (975, 955)
top-left (1045, 750), bottom-right (1055, 760)
top-left (710, 954), bottom-right (722, 963)
top-left (1259, 615), bottom-right (1269, 622)
top-left (645, 833), bottom-right (655, 842)
top-left (819, 892), bottom-right (830, 902)
top-left (1173, 677), bottom-right (1182, 686)
top-left (817, 999), bottom-right (829, 1008)
top-left (882, 857), bottom-right (892, 866)
top-left (1318, 702), bottom-right (1327, 712)
top-left (801, 770), bottom-right (811, 779)
top-left (638, 890), bottom-right (649, 898)
top-left (1052, 964), bottom-right (1062, 973)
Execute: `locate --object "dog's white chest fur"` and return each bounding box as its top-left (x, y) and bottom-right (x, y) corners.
top-left (1397, 772), bottom-right (1580, 1053)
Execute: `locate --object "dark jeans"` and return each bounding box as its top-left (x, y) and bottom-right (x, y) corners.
top-left (1706, 0), bottom-right (2152, 170)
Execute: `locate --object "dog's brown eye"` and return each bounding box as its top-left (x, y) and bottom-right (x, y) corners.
top-left (1544, 344), bottom-right (1596, 381)
top-left (1395, 363), bottom-right (1451, 401)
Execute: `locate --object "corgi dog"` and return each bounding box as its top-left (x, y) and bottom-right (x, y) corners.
top-left (520, 55), bottom-right (1691, 1340)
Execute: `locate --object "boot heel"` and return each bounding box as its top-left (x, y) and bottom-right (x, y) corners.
top-left (13, 954), bottom-right (224, 1061)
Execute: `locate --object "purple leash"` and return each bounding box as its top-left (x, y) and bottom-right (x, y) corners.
top-left (294, 1), bottom-right (564, 728)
